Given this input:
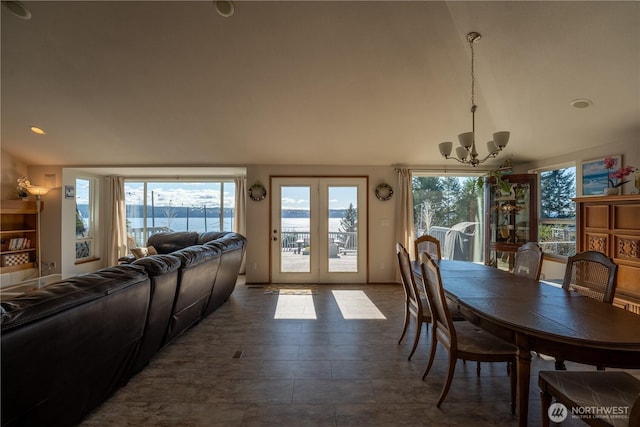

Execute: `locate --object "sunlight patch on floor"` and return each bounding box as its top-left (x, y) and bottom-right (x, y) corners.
top-left (274, 290), bottom-right (317, 319)
top-left (331, 290), bottom-right (386, 319)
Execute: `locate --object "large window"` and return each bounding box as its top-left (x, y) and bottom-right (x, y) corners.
top-left (124, 180), bottom-right (235, 247)
top-left (536, 163), bottom-right (576, 257)
top-left (75, 177), bottom-right (96, 261)
top-left (412, 174), bottom-right (484, 262)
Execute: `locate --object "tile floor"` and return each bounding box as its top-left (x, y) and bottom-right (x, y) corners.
top-left (82, 279), bottom-right (625, 426)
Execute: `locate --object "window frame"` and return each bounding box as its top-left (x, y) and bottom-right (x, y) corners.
top-left (124, 178), bottom-right (236, 246)
top-left (74, 177), bottom-right (98, 263)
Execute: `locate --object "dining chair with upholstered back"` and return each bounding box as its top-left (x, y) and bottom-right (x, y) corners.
top-left (513, 242), bottom-right (544, 280)
top-left (562, 250), bottom-right (618, 303)
top-left (419, 252), bottom-right (517, 413)
top-left (538, 370), bottom-right (640, 427)
top-left (396, 242), bottom-right (431, 360)
top-left (414, 234), bottom-right (442, 261)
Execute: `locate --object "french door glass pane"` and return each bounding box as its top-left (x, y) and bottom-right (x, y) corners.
top-left (328, 186), bottom-right (358, 272)
top-left (280, 186), bottom-right (310, 273)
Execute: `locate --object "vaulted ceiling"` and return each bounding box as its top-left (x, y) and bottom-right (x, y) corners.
top-left (2, 1), bottom-right (638, 168)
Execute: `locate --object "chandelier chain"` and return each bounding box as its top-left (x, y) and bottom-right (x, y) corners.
top-left (470, 37), bottom-right (475, 109)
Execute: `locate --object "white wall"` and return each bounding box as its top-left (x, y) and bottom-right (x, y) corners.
top-left (245, 164), bottom-right (397, 284)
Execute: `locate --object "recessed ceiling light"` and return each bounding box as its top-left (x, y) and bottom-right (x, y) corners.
top-left (570, 99), bottom-right (593, 109)
top-left (30, 126), bottom-right (46, 135)
top-left (2, 1), bottom-right (31, 20)
top-left (215, 0), bottom-right (235, 18)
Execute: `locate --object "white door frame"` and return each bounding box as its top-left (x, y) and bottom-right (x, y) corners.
top-left (270, 177), bottom-right (368, 283)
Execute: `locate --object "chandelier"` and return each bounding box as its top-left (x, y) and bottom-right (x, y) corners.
top-left (438, 32), bottom-right (509, 167)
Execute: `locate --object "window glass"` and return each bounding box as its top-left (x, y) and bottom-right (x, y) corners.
top-left (537, 165), bottom-right (576, 256)
top-left (125, 180), bottom-right (235, 246)
top-left (412, 175), bottom-right (484, 262)
top-left (75, 178), bottom-right (94, 260)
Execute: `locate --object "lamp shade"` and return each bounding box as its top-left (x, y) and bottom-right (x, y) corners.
top-left (487, 140), bottom-right (500, 155)
top-left (26, 186), bottom-right (50, 196)
top-left (456, 146), bottom-right (469, 160)
top-left (439, 141), bottom-right (453, 157)
top-left (458, 132), bottom-right (474, 149)
top-left (493, 131), bottom-right (510, 148)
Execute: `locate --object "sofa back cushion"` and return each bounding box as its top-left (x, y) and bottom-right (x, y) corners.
top-left (147, 231), bottom-right (199, 254)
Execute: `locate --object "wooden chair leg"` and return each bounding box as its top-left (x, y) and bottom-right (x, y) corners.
top-left (398, 304), bottom-right (409, 344)
top-left (408, 320), bottom-right (422, 360)
top-left (540, 389), bottom-right (552, 427)
top-left (476, 361), bottom-right (481, 376)
top-left (436, 355), bottom-right (457, 407)
top-left (421, 334), bottom-right (438, 380)
top-left (509, 358), bottom-right (516, 414)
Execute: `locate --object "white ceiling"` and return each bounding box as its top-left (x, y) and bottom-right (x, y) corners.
top-left (2, 1), bottom-right (639, 168)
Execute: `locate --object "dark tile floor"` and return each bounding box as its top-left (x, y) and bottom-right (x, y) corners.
top-left (82, 280), bottom-right (634, 426)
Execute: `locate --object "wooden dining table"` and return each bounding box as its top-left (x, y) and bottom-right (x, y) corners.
top-left (412, 259), bottom-right (640, 427)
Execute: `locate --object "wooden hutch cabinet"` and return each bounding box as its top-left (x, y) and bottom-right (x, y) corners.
top-left (484, 174), bottom-right (538, 270)
top-left (0, 200), bottom-right (39, 274)
top-left (574, 194), bottom-right (640, 309)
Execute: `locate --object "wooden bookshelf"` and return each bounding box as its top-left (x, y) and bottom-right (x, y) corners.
top-left (0, 200), bottom-right (39, 274)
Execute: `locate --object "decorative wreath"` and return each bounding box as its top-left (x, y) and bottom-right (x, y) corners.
top-left (375, 183), bottom-right (393, 201)
top-left (248, 183), bottom-right (267, 201)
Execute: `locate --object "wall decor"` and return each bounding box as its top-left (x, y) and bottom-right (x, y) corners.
top-left (248, 183), bottom-right (267, 201)
top-left (65, 185), bottom-right (75, 199)
top-left (582, 155), bottom-right (621, 196)
top-left (375, 183), bottom-right (393, 201)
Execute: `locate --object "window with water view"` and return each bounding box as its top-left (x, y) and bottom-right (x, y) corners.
top-left (124, 181), bottom-right (235, 247)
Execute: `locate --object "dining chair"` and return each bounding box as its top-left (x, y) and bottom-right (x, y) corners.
top-left (414, 234), bottom-right (442, 262)
top-left (513, 242), bottom-right (544, 280)
top-left (538, 370), bottom-right (640, 427)
top-left (562, 250), bottom-right (618, 303)
top-left (419, 252), bottom-right (517, 413)
top-left (555, 250), bottom-right (619, 370)
top-left (396, 242), bottom-right (431, 360)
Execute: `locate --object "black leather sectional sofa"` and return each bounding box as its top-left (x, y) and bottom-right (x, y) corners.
top-left (0, 231), bottom-right (246, 427)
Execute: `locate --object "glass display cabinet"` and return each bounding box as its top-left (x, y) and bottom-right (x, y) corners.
top-left (484, 173), bottom-right (538, 270)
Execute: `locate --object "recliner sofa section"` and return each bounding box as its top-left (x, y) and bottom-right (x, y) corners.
top-left (1, 264), bottom-right (151, 427)
top-left (1, 231), bottom-right (246, 427)
top-left (130, 254), bottom-right (181, 374)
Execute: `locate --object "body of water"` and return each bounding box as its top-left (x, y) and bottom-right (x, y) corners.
top-left (127, 217), bottom-right (343, 233)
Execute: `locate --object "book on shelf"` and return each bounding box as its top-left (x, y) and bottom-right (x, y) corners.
top-left (7, 238), bottom-right (30, 251)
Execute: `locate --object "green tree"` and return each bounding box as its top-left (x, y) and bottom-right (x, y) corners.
top-left (540, 168), bottom-right (576, 218)
top-left (340, 203), bottom-right (357, 232)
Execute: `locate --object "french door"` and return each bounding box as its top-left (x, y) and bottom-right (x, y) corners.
top-left (271, 177), bottom-right (367, 283)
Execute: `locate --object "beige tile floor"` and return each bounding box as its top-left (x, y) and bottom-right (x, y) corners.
top-left (82, 279), bottom-right (627, 426)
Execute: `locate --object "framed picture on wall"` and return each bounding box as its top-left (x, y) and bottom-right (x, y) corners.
top-left (581, 155), bottom-right (621, 196)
